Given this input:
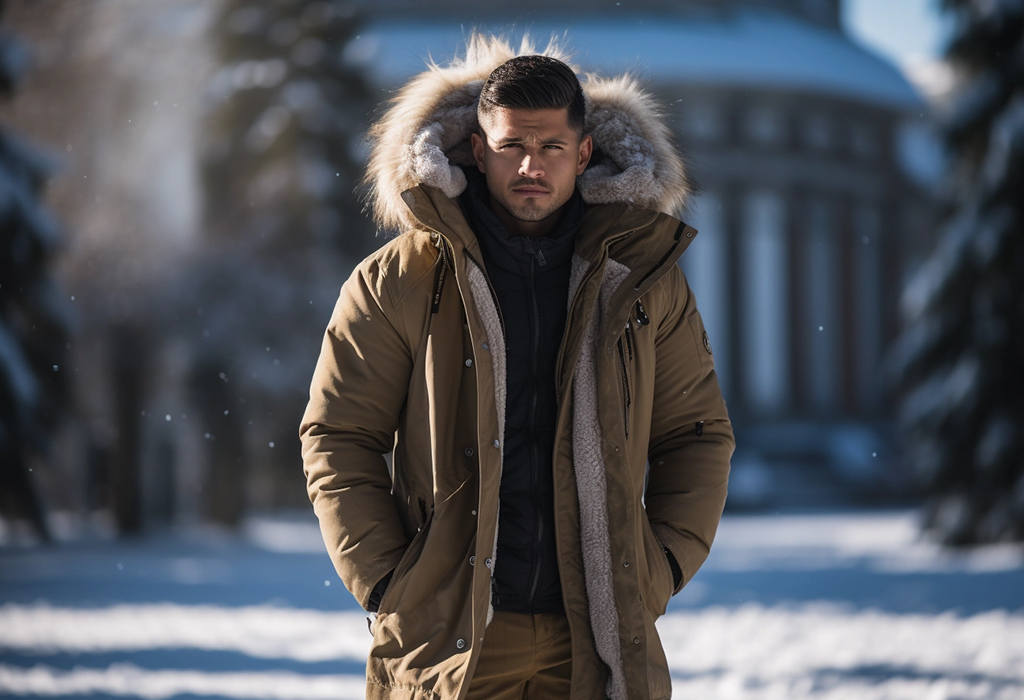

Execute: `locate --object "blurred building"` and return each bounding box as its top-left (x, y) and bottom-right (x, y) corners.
top-left (345, 0), bottom-right (937, 507)
top-left (0, 0), bottom-right (376, 537)
top-left (0, 0), bottom-right (939, 540)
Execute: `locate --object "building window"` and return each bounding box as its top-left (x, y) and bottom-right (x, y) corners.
top-left (802, 113), bottom-right (834, 153)
top-left (680, 101), bottom-right (724, 143)
top-left (681, 191), bottom-right (731, 396)
top-left (851, 122), bottom-right (880, 161)
top-left (741, 190), bottom-right (790, 412)
top-left (744, 105), bottom-right (785, 146)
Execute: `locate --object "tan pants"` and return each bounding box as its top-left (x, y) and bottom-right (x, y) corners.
top-left (465, 611), bottom-right (573, 700)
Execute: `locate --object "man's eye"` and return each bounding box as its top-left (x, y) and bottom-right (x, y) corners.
top-left (500, 143), bottom-right (523, 150)
top-left (543, 145), bottom-right (563, 150)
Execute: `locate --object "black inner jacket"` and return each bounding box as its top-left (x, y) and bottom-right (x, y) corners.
top-left (459, 167), bottom-right (584, 614)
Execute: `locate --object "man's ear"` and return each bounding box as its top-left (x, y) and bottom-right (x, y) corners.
top-left (576, 134), bottom-right (593, 176)
top-left (471, 132), bottom-right (487, 174)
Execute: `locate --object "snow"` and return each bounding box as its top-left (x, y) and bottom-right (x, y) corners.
top-left (1, 510), bottom-right (1022, 699)
top-left (0, 665), bottom-right (365, 700)
top-left (662, 605), bottom-right (1024, 699)
top-left (707, 510), bottom-right (1024, 574)
top-left (0, 605), bottom-right (370, 663)
top-left (345, 10), bottom-right (922, 109)
top-left (0, 604), bottom-right (1021, 699)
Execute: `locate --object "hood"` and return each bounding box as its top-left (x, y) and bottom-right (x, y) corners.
top-left (364, 32), bottom-right (692, 233)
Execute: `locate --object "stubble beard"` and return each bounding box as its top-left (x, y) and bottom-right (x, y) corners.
top-left (490, 181), bottom-right (568, 224)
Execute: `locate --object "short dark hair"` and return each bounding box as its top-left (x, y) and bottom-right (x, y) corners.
top-left (478, 55), bottom-right (586, 135)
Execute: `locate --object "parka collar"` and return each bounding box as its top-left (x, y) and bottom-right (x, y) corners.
top-left (401, 183), bottom-right (692, 281)
top-left (459, 168), bottom-right (583, 275)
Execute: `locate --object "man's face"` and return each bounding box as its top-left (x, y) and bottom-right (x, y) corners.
top-left (471, 107), bottom-right (592, 231)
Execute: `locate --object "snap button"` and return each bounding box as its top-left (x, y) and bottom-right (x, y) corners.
top-left (469, 556), bottom-right (476, 566)
top-left (456, 638), bottom-right (466, 649)
top-left (633, 637), bottom-right (640, 645)
top-left (471, 510), bottom-right (477, 516)
top-left (685, 231), bottom-right (693, 238)
top-left (465, 359), bottom-right (473, 368)
top-left (623, 561), bottom-right (629, 568)
top-left (465, 447), bottom-right (475, 457)
top-left (484, 558), bottom-right (492, 568)
top-left (481, 341), bottom-right (489, 350)
top-left (493, 439), bottom-right (500, 448)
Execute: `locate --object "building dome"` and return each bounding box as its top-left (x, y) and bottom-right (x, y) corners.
top-left (347, 10), bottom-right (921, 110)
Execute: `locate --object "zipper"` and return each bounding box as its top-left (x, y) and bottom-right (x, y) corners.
top-left (527, 245), bottom-right (544, 609)
top-left (616, 295), bottom-right (650, 438)
top-left (624, 316), bottom-right (634, 361)
top-left (417, 496), bottom-right (429, 526)
top-left (632, 221), bottom-right (688, 291)
top-left (617, 332), bottom-right (631, 438)
top-left (430, 237), bottom-right (449, 314)
top-left (635, 298), bottom-right (650, 326)
top-left (424, 229), bottom-right (506, 335)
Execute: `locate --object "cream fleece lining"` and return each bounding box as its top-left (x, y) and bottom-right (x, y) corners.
top-left (465, 258), bottom-right (505, 626)
top-left (568, 253), bottom-right (632, 700)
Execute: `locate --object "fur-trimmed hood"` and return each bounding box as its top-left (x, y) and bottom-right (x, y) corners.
top-left (364, 32), bottom-right (691, 233)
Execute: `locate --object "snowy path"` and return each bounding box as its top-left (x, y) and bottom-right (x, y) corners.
top-left (1, 510), bottom-right (1022, 699)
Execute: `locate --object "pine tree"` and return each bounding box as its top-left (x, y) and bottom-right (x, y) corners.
top-left (184, 0), bottom-right (374, 525)
top-left (0, 9), bottom-right (70, 540)
top-left (891, 0), bottom-right (1024, 544)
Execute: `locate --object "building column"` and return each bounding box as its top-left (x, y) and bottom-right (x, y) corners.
top-left (854, 203), bottom-right (884, 409)
top-left (740, 189), bottom-right (790, 415)
top-left (803, 198), bottom-right (840, 413)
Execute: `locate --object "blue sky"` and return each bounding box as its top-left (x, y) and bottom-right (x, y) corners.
top-left (844, 0), bottom-right (951, 65)
top-left (843, 0), bottom-right (954, 99)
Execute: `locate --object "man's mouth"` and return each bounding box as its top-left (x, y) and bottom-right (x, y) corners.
top-left (512, 187), bottom-right (550, 197)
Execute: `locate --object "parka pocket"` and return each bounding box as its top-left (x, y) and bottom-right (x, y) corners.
top-left (376, 510), bottom-right (434, 616)
top-left (640, 518), bottom-right (674, 618)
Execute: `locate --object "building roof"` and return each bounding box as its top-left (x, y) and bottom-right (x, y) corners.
top-left (347, 10), bottom-right (923, 111)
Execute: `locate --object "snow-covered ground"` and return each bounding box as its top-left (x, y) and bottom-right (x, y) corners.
top-left (1, 510), bottom-right (1022, 699)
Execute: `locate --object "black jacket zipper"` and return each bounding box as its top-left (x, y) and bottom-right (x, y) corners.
top-left (526, 242), bottom-right (544, 609)
top-left (430, 237), bottom-right (449, 314)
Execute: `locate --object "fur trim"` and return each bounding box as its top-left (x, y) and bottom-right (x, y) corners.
top-left (577, 73), bottom-right (689, 214)
top-left (465, 258), bottom-right (505, 627)
top-left (568, 254), bottom-right (631, 700)
top-left (364, 32), bottom-right (690, 233)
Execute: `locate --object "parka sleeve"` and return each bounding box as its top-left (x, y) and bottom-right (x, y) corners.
top-left (645, 264), bottom-right (734, 594)
top-left (299, 257), bottom-right (414, 611)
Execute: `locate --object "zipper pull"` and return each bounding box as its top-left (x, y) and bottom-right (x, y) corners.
top-left (536, 245), bottom-right (547, 267)
top-left (695, 421), bottom-right (704, 437)
top-left (636, 299), bottom-right (649, 326)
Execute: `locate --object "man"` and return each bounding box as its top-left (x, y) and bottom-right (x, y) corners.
top-left (300, 34), bottom-right (733, 700)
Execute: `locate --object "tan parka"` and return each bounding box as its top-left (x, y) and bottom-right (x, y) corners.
top-left (300, 34), bottom-right (733, 700)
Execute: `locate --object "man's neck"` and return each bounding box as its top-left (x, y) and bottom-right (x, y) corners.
top-left (487, 194), bottom-right (564, 238)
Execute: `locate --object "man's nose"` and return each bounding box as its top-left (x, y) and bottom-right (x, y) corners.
top-left (519, 155), bottom-right (544, 179)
